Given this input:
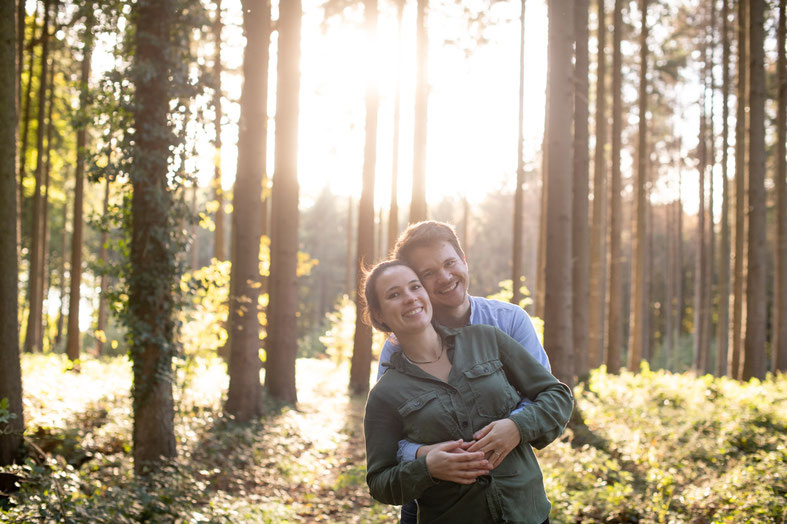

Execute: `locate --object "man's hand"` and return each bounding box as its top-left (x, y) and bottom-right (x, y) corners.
top-left (466, 419), bottom-right (521, 469)
top-left (424, 440), bottom-right (492, 484)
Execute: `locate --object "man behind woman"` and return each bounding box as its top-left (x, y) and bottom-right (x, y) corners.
top-left (362, 221), bottom-right (573, 523)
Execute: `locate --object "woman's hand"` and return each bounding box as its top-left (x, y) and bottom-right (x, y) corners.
top-left (466, 419), bottom-right (521, 469)
top-left (424, 440), bottom-right (491, 484)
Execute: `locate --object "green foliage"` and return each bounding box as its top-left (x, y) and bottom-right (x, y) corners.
top-left (320, 294), bottom-right (386, 364)
top-left (540, 366), bottom-right (787, 523)
top-left (487, 279), bottom-right (544, 343)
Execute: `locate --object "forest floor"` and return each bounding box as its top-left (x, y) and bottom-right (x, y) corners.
top-left (2, 355), bottom-right (787, 523)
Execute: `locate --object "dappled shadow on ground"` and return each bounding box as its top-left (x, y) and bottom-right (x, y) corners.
top-left (188, 359), bottom-right (396, 522)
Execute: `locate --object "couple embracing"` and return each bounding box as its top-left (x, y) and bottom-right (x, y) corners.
top-left (362, 221), bottom-right (574, 524)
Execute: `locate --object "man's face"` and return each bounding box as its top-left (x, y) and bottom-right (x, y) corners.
top-left (407, 241), bottom-right (470, 312)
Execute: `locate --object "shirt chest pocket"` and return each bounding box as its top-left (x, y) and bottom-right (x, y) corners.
top-left (463, 359), bottom-right (518, 420)
top-left (397, 390), bottom-right (458, 443)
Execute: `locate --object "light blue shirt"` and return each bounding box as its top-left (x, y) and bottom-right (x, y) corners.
top-left (375, 295), bottom-right (551, 462)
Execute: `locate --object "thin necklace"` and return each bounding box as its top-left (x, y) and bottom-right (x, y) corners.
top-left (403, 337), bottom-right (445, 365)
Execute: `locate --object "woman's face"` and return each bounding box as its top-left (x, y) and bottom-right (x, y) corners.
top-left (374, 265), bottom-right (433, 335)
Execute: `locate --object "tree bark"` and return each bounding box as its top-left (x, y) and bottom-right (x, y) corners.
top-left (95, 178), bottom-right (109, 355)
top-left (773, 0), bottom-right (787, 373)
top-left (605, 0), bottom-right (624, 374)
top-left (23, 0), bottom-right (51, 353)
top-left (730, 0), bottom-right (748, 379)
top-left (717, 0), bottom-right (731, 376)
top-left (543, 0), bottom-right (574, 388)
top-left (742, 0), bottom-right (767, 380)
top-left (225, 0), bottom-right (270, 422)
top-left (627, 0), bottom-right (648, 372)
top-left (266, 0), bottom-right (302, 404)
top-left (512, 0), bottom-right (527, 308)
top-left (589, 0), bottom-right (608, 371)
top-left (66, 5), bottom-right (95, 363)
top-left (409, 0), bottom-right (428, 223)
top-left (212, 0), bottom-right (226, 262)
top-left (350, 0), bottom-right (379, 395)
top-left (573, 0), bottom-right (590, 379)
top-left (387, 2), bottom-right (404, 254)
top-left (0, 0), bottom-right (24, 467)
top-left (130, 0), bottom-right (178, 474)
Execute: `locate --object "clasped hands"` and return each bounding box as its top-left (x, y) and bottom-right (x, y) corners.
top-left (420, 419), bottom-right (521, 484)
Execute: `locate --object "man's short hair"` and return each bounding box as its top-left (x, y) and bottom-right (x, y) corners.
top-left (393, 221), bottom-right (466, 264)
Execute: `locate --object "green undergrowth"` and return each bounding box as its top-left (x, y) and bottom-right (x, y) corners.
top-left (1, 355), bottom-right (785, 523)
top-left (540, 363), bottom-right (787, 523)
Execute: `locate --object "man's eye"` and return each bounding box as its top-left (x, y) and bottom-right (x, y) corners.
top-left (446, 260), bottom-right (455, 267)
top-left (421, 271), bottom-right (432, 279)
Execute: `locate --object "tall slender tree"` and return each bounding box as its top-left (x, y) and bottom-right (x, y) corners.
top-left (66, 2), bottom-right (96, 363)
top-left (543, 0), bottom-right (574, 388)
top-left (628, 0), bottom-right (648, 371)
top-left (589, 0), bottom-right (608, 371)
top-left (409, 0), bottom-right (428, 222)
top-left (1, 0), bottom-right (24, 467)
top-left (717, 0), bottom-right (731, 376)
top-left (23, 0), bottom-right (52, 353)
top-left (350, 0), bottom-right (379, 395)
top-left (212, 0), bottom-right (226, 261)
top-left (743, 0), bottom-right (767, 380)
top-left (730, 0), bottom-right (748, 379)
top-left (266, 0), bottom-right (302, 404)
top-left (129, 0), bottom-right (179, 474)
top-left (387, 0), bottom-right (404, 255)
top-left (512, 0), bottom-right (527, 308)
top-left (95, 178), bottom-right (110, 355)
top-left (606, 0), bottom-right (624, 374)
top-left (225, 0), bottom-right (270, 421)
top-left (774, 0), bottom-right (787, 373)
top-left (573, 0), bottom-right (590, 378)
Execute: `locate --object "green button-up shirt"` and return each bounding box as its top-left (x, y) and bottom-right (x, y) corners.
top-left (364, 324), bottom-right (573, 524)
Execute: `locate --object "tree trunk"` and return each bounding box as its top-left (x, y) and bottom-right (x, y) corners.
top-left (573, 0), bottom-right (590, 379)
top-left (0, 0), bottom-right (24, 467)
top-left (705, 3), bottom-right (716, 376)
top-left (512, 0), bottom-right (527, 308)
top-left (730, 0), bottom-right (748, 379)
top-left (225, 0), bottom-right (270, 422)
top-left (717, 0), bottom-right (731, 376)
top-left (409, 0), bottom-right (428, 223)
top-left (350, 0), bottom-right (379, 395)
top-left (605, 0), bottom-right (624, 374)
top-left (346, 195), bottom-right (353, 295)
top-left (543, 0), bottom-right (574, 388)
top-left (742, 0), bottom-right (767, 380)
top-left (627, 0), bottom-right (648, 372)
top-left (130, 0), bottom-right (178, 474)
top-left (665, 200), bottom-right (675, 370)
top-left (95, 178), bottom-right (110, 356)
top-left (23, 0), bottom-right (51, 353)
top-left (67, 5), bottom-right (95, 363)
top-left (55, 199), bottom-right (67, 346)
top-left (38, 59), bottom-right (54, 352)
top-left (694, 101), bottom-right (708, 373)
top-left (212, 0), bottom-right (226, 262)
top-left (773, 0), bottom-right (786, 373)
top-left (589, 0), bottom-right (608, 371)
top-left (266, 0), bottom-right (301, 404)
top-left (387, 2), bottom-right (404, 254)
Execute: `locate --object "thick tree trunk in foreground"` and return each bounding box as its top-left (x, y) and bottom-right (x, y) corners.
top-left (225, 0), bottom-right (270, 421)
top-left (266, 0), bottom-right (302, 404)
top-left (543, 0), bottom-right (574, 388)
top-left (0, 0), bottom-right (24, 467)
top-left (130, 0), bottom-right (177, 474)
top-left (743, 0), bottom-right (767, 380)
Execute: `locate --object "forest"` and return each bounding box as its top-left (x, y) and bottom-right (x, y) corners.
top-left (0, 0), bottom-right (786, 521)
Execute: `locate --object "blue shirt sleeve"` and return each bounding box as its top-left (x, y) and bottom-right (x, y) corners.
top-left (376, 337), bottom-right (399, 382)
top-left (397, 439), bottom-right (420, 463)
top-left (507, 308), bottom-right (551, 372)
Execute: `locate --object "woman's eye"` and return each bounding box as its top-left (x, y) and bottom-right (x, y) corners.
top-left (387, 292), bottom-right (399, 299)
